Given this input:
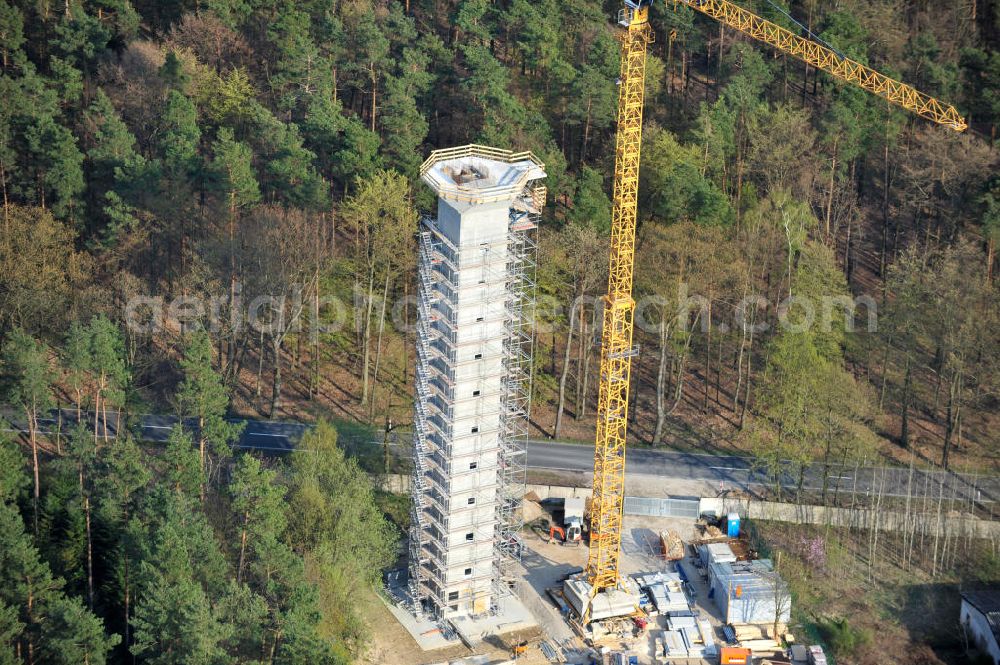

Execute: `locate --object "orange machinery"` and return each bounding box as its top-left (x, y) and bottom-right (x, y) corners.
top-left (720, 646), bottom-right (753, 665)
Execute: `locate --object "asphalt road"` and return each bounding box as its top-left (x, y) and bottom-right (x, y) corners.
top-left (525, 440), bottom-right (1000, 504)
top-left (2, 409), bottom-right (303, 453)
top-left (4, 410), bottom-right (997, 504)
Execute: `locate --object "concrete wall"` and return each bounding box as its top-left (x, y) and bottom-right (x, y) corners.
top-left (961, 601), bottom-right (1000, 664)
top-left (720, 497), bottom-right (1000, 539)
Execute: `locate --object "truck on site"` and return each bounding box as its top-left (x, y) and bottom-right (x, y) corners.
top-left (549, 497), bottom-right (586, 545)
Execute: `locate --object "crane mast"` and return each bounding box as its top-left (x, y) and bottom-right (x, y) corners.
top-left (585, 0), bottom-right (966, 601)
top-left (585, 3), bottom-right (653, 595)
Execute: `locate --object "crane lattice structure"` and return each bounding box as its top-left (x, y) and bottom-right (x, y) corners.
top-left (586, 0), bottom-right (966, 601)
top-left (586, 4), bottom-right (653, 595)
top-left (676, 0), bottom-right (967, 131)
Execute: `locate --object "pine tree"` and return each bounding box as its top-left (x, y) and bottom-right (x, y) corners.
top-left (65, 424), bottom-right (97, 609)
top-left (158, 50), bottom-right (189, 91)
top-left (0, 328), bottom-right (54, 534)
top-left (93, 433), bottom-right (149, 654)
top-left (175, 331), bottom-right (242, 502)
top-left (130, 489), bottom-right (231, 664)
top-left (83, 88), bottom-right (147, 243)
top-left (0, 436), bottom-right (28, 504)
top-left (130, 575), bottom-right (228, 665)
top-left (0, 470), bottom-right (118, 665)
top-left (158, 90), bottom-right (201, 179)
top-left (567, 166), bottom-right (611, 233)
top-left (252, 108), bottom-right (329, 209)
top-left (267, 6), bottom-right (322, 114)
top-left (228, 454), bottom-right (285, 584)
top-left (208, 128), bottom-right (259, 212)
top-left (301, 94), bottom-right (379, 192)
top-left (38, 594), bottom-right (118, 665)
top-left (0, 1), bottom-right (26, 70)
top-left (62, 321), bottom-right (91, 422)
top-left (162, 426), bottom-right (202, 500)
top-left (379, 73), bottom-right (429, 178)
top-left (86, 316), bottom-right (129, 445)
top-left (23, 111), bottom-right (85, 220)
top-left (0, 602), bottom-right (20, 665)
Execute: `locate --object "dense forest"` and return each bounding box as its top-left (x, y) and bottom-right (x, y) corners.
top-left (0, 0), bottom-right (998, 661)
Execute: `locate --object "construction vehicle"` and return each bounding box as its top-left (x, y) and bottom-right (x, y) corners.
top-left (582, 0), bottom-right (965, 624)
top-left (549, 497), bottom-right (586, 545)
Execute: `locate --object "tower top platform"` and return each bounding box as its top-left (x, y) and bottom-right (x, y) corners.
top-left (420, 145), bottom-right (545, 206)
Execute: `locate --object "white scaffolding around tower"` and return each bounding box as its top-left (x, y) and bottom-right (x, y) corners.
top-left (492, 184), bottom-right (541, 608)
top-left (408, 145), bottom-right (545, 620)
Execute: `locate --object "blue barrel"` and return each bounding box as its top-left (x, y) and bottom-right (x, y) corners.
top-left (726, 512), bottom-right (741, 538)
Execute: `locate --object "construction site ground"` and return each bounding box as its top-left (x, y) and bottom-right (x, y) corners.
top-left (518, 512), bottom-right (734, 665)
top-left (361, 586), bottom-right (546, 665)
top-left (366, 509), bottom-right (780, 665)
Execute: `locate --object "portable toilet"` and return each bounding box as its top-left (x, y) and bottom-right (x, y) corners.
top-left (726, 512), bottom-right (740, 538)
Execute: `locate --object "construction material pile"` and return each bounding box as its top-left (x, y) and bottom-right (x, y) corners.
top-left (659, 530), bottom-right (684, 560)
top-left (808, 644), bottom-right (829, 665)
top-left (633, 572), bottom-right (687, 614)
top-left (562, 576), bottom-right (641, 623)
top-left (656, 613), bottom-right (717, 660)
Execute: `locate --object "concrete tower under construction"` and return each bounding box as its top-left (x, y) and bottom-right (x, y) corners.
top-left (409, 145), bottom-right (545, 619)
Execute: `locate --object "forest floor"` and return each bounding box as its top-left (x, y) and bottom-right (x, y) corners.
top-left (221, 326), bottom-right (1000, 476)
top-left (753, 520), bottom-right (974, 665)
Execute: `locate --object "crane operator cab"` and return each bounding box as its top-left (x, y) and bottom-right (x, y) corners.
top-left (619, 0), bottom-right (707, 24)
top-left (618, 0), bottom-right (653, 26)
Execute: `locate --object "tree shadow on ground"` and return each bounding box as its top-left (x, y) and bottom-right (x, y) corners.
top-left (894, 581), bottom-right (966, 664)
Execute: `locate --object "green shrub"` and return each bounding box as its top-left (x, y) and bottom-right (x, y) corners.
top-left (816, 616), bottom-right (873, 658)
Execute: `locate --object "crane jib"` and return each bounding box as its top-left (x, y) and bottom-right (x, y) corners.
top-left (674, 0), bottom-right (967, 131)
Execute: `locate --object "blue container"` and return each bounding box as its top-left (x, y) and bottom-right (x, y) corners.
top-left (726, 512), bottom-right (741, 538)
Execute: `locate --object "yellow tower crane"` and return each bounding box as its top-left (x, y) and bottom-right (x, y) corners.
top-left (586, 0), bottom-right (965, 604)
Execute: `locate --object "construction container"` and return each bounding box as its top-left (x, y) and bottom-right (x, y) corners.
top-left (700, 542), bottom-right (737, 567)
top-left (709, 559), bottom-right (791, 626)
top-left (726, 512), bottom-right (741, 538)
top-left (719, 646), bottom-right (752, 664)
